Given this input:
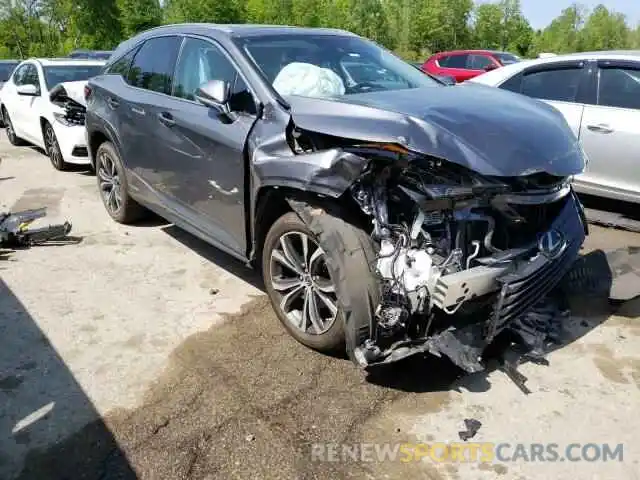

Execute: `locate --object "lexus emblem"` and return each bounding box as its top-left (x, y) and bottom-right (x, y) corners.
top-left (538, 229), bottom-right (567, 259)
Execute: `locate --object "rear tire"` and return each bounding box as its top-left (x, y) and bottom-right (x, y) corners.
top-left (262, 204), bottom-right (378, 358)
top-left (3, 108), bottom-right (25, 146)
top-left (95, 141), bottom-right (146, 224)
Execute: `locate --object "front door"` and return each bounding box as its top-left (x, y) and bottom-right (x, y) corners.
top-left (155, 36), bottom-right (259, 256)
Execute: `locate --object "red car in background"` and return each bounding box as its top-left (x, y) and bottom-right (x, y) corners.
top-left (422, 49), bottom-right (521, 83)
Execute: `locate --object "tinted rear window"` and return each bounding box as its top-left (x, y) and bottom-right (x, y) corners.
top-left (443, 54), bottom-right (469, 68)
top-left (127, 36), bottom-right (182, 95)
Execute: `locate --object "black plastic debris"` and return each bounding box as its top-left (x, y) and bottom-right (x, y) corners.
top-left (0, 208), bottom-right (72, 247)
top-left (458, 418), bottom-right (482, 441)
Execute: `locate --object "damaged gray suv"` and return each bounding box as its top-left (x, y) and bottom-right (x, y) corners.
top-left (85, 24), bottom-right (589, 372)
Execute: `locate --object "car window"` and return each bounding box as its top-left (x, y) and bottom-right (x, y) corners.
top-left (494, 53), bottom-right (521, 65)
top-left (11, 64), bottom-right (29, 85)
top-left (598, 66), bottom-right (640, 110)
top-left (106, 46), bottom-right (140, 77)
top-left (236, 34), bottom-right (439, 99)
top-left (127, 35), bottom-right (182, 95)
top-left (42, 65), bottom-right (103, 90)
top-left (444, 54), bottom-right (469, 69)
top-left (467, 54), bottom-right (494, 70)
top-left (521, 68), bottom-right (583, 102)
top-left (499, 73), bottom-right (523, 93)
top-left (23, 65), bottom-right (41, 91)
top-left (173, 37), bottom-right (257, 115)
top-left (437, 55), bottom-right (451, 67)
top-left (0, 63), bottom-right (18, 82)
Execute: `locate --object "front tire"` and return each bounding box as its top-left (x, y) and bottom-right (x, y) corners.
top-left (95, 141), bottom-right (146, 224)
top-left (3, 108), bottom-right (25, 146)
top-left (43, 121), bottom-right (68, 171)
top-left (262, 206), bottom-right (379, 357)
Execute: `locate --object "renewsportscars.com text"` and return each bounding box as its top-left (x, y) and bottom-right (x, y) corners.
top-left (310, 442), bottom-right (624, 464)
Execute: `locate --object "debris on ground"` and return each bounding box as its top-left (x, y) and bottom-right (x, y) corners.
top-left (458, 418), bottom-right (482, 441)
top-left (0, 207), bottom-right (72, 247)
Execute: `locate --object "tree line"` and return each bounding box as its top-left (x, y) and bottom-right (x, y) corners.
top-left (1, 0), bottom-right (639, 61)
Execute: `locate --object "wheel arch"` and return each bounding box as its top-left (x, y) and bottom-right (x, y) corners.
top-left (249, 185), bottom-right (369, 270)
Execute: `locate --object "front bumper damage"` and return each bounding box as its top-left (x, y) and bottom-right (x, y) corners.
top-left (352, 190), bottom-right (587, 373)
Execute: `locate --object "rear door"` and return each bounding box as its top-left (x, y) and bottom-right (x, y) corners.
top-left (117, 35), bottom-right (183, 197)
top-left (577, 60), bottom-right (640, 203)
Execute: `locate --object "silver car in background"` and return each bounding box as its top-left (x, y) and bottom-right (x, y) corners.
top-left (469, 51), bottom-right (640, 204)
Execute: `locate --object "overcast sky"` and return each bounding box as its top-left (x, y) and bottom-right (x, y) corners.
top-left (476, 0), bottom-right (640, 29)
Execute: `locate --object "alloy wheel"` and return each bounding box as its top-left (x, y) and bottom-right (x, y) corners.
top-left (269, 231), bottom-right (339, 335)
top-left (97, 151), bottom-right (123, 214)
top-left (5, 113), bottom-right (15, 142)
top-left (45, 125), bottom-right (63, 169)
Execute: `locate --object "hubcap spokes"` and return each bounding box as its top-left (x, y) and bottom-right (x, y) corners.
top-left (46, 127), bottom-right (62, 167)
top-left (270, 231), bottom-right (338, 335)
top-left (6, 117), bottom-right (13, 139)
top-left (98, 153), bottom-right (122, 213)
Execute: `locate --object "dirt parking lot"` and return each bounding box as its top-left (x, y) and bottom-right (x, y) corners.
top-left (1, 135), bottom-right (639, 480)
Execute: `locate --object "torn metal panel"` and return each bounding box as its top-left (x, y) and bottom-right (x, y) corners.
top-left (49, 80), bottom-right (88, 108)
top-left (252, 147), bottom-right (370, 198)
top-left (49, 81), bottom-right (88, 127)
top-left (283, 82), bottom-right (586, 178)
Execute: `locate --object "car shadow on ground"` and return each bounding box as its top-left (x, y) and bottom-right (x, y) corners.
top-left (160, 224), bottom-right (265, 292)
top-left (0, 277), bottom-right (136, 480)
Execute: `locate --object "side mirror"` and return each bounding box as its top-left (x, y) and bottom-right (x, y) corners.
top-left (195, 80), bottom-right (231, 114)
top-left (17, 84), bottom-right (38, 96)
top-left (484, 64), bottom-right (499, 72)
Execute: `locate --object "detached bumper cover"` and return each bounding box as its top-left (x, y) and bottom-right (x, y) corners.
top-left (487, 192), bottom-right (586, 341)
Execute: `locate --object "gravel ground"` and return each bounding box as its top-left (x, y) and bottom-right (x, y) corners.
top-left (0, 135), bottom-right (639, 480)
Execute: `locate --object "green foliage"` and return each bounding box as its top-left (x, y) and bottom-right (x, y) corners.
top-left (0, 0), bottom-right (636, 61)
top-left (118, 0), bottom-right (162, 37)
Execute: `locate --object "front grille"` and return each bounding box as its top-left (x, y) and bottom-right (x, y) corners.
top-left (486, 194), bottom-right (585, 340)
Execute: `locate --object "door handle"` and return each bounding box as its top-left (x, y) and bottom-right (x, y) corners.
top-left (587, 123), bottom-right (613, 134)
top-left (106, 97), bottom-right (119, 109)
top-left (157, 112), bottom-right (175, 127)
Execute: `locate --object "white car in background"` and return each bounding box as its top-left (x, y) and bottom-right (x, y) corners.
top-left (468, 50), bottom-right (640, 204)
top-left (0, 58), bottom-right (104, 171)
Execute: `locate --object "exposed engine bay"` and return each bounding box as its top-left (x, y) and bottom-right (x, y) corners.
top-left (286, 132), bottom-right (588, 372)
top-left (49, 81), bottom-right (87, 126)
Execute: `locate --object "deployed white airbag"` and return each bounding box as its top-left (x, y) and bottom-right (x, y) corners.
top-left (272, 62), bottom-right (345, 98)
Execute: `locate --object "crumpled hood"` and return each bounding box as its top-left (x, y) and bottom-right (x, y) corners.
top-left (284, 82), bottom-right (586, 178)
top-left (49, 80), bottom-right (87, 107)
